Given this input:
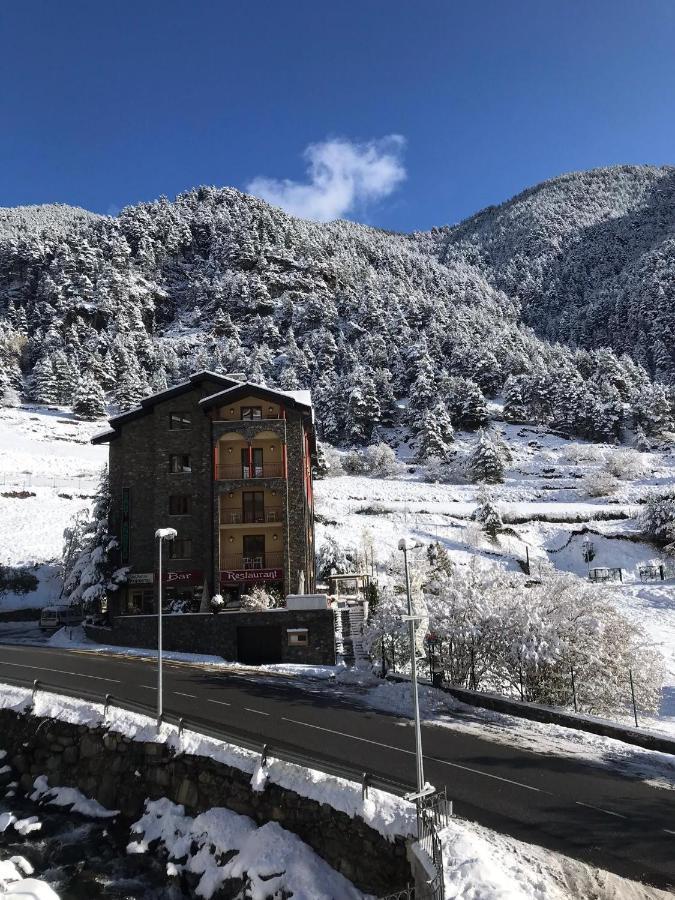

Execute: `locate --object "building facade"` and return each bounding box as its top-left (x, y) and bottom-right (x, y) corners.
top-left (92, 372), bottom-right (317, 617)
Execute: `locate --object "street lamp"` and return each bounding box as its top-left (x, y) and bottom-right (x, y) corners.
top-left (398, 537), bottom-right (429, 798)
top-left (155, 527), bottom-right (177, 726)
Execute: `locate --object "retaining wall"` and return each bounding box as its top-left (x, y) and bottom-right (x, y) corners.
top-left (0, 707), bottom-right (409, 896)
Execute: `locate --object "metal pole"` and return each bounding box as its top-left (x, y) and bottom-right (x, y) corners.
top-left (158, 537), bottom-right (163, 725)
top-left (402, 545), bottom-right (425, 794)
top-left (570, 666), bottom-right (577, 712)
top-left (629, 668), bottom-right (638, 728)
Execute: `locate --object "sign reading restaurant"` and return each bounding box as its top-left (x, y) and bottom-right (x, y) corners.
top-left (220, 569), bottom-right (283, 584)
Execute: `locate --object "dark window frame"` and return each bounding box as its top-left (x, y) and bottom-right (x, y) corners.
top-left (169, 494), bottom-right (192, 516)
top-left (240, 406), bottom-right (263, 420)
top-left (169, 453), bottom-right (192, 474)
top-left (169, 538), bottom-right (193, 560)
top-left (169, 412), bottom-right (192, 430)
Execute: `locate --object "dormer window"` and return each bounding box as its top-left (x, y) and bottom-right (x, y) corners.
top-left (241, 406), bottom-right (262, 420)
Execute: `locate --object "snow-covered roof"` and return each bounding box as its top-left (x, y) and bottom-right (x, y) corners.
top-left (199, 382), bottom-right (313, 412)
top-left (280, 389), bottom-right (313, 406)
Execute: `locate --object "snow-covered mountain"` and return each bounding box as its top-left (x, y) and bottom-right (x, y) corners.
top-left (0, 165), bottom-right (674, 444)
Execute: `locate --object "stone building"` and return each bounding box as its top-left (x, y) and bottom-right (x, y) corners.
top-left (92, 371), bottom-right (317, 616)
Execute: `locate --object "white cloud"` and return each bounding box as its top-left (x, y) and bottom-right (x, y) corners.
top-left (246, 135), bottom-right (406, 222)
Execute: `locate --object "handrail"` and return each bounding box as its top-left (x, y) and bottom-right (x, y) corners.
top-left (0, 673), bottom-right (413, 800)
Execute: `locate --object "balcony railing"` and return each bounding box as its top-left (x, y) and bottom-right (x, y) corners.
top-left (221, 508), bottom-right (283, 525)
top-left (220, 552), bottom-right (284, 571)
top-left (216, 464), bottom-right (284, 480)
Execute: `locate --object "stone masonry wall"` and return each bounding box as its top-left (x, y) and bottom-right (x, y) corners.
top-left (0, 708), bottom-right (410, 896)
top-left (85, 608), bottom-right (336, 665)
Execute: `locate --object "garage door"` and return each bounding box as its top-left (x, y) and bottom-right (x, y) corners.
top-left (236, 625), bottom-right (282, 665)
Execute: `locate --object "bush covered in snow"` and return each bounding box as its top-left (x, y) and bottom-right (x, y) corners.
top-left (0, 564), bottom-right (38, 601)
top-left (365, 555), bottom-right (664, 716)
top-left (639, 493), bottom-right (675, 553)
top-left (316, 534), bottom-right (356, 580)
top-left (343, 442), bottom-right (401, 477)
top-left (603, 448), bottom-right (648, 480)
top-left (240, 585), bottom-right (283, 610)
top-left (582, 470), bottom-right (620, 497)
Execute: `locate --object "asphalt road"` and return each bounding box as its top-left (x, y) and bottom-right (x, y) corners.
top-left (0, 644), bottom-right (673, 892)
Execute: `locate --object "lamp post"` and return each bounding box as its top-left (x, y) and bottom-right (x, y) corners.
top-left (398, 537), bottom-right (426, 796)
top-left (155, 528), bottom-right (177, 726)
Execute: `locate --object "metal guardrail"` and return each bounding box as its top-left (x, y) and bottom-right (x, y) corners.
top-left (0, 673), bottom-right (413, 801)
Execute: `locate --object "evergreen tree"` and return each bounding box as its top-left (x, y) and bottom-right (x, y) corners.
top-left (503, 375), bottom-right (529, 423)
top-left (415, 403), bottom-right (454, 461)
top-left (30, 356), bottom-right (59, 405)
top-left (73, 375), bottom-right (106, 420)
top-left (468, 430), bottom-right (505, 484)
top-left (114, 369), bottom-right (147, 411)
top-left (62, 467), bottom-right (127, 611)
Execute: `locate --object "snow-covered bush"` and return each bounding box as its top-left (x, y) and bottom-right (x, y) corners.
top-left (343, 443), bottom-right (401, 477)
top-left (639, 493), bottom-right (675, 552)
top-left (316, 534), bottom-right (355, 580)
top-left (319, 445), bottom-right (344, 478)
top-left (240, 585), bottom-right (281, 610)
top-left (422, 451), bottom-right (470, 484)
top-left (603, 448), bottom-right (647, 480)
top-left (210, 594), bottom-right (225, 613)
top-left (582, 470), bottom-right (619, 497)
top-left (0, 565), bottom-right (38, 601)
top-left (365, 555), bottom-right (663, 715)
top-left (559, 443), bottom-right (606, 464)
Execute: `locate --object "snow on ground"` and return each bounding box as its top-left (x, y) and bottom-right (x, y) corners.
top-left (30, 775), bottom-right (119, 818)
top-left (0, 685), bottom-right (669, 900)
top-left (128, 797), bottom-right (365, 900)
top-left (0, 406), bottom-right (106, 609)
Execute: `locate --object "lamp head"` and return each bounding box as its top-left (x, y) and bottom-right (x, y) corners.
top-left (398, 537), bottom-right (418, 552)
top-left (155, 528), bottom-right (178, 541)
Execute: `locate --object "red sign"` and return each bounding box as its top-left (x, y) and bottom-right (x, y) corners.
top-left (164, 570), bottom-right (203, 586)
top-left (220, 569), bottom-right (283, 584)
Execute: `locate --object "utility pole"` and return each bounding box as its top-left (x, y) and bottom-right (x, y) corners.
top-left (155, 528), bottom-right (177, 727)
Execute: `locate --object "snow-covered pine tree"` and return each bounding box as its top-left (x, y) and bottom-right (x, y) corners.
top-left (468, 430), bottom-right (505, 483)
top-left (62, 467), bottom-right (127, 610)
top-left (503, 375), bottom-right (530, 423)
top-left (114, 369), bottom-right (148, 411)
top-left (415, 402), bottom-right (454, 461)
top-left (446, 376), bottom-right (489, 430)
top-left (471, 492), bottom-right (504, 538)
top-left (73, 375), bottom-right (106, 420)
top-left (30, 356), bottom-right (59, 405)
top-left (633, 384), bottom-right (674, 435)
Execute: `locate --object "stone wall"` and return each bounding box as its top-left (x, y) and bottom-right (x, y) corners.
top-left (85, 608), bottom-right (336, 665)
top-left (0, 708), bottom-right (409, 896)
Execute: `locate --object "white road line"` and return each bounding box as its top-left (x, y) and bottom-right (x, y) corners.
top-left (207, 699), bottom-right (231, 707)
top-left (662, 828), bottom-right (675, 836)
top-left (281, 717), bottom-right (546, 794)
top-left (0, 661), bottom-right (120, 684)
top-left (138, 685), bottom-right (157, 691)
top-left (575, 802), bottom-right (627, 819)
top-left (244, 707), bottom-right (270, 716)
top-left (174, 691), bottom-right (197, 699)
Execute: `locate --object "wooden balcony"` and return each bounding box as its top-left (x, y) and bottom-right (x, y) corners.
top-left (216, 463), bottom-right (284, 481)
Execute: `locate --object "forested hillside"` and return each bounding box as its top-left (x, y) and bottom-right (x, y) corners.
top-left (0, 165), bottom-right (673, 447)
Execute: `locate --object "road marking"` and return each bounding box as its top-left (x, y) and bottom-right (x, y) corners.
top-left (207, 699), bottom-right (231, 707)
top-left (662, 828), bottom-right (675, 836)
top-left (0, 660), bottom-right (120, 684)
top-left (174, 692), bottom-right (197, 699)
top-left (281, 717), bottom-right (546, 794)
top-left (575, 802), bottom-right (627, 819)
top-left (244, 707), bottom-right (270, 716)
top-left (138, 685), bottom-right (157, 691)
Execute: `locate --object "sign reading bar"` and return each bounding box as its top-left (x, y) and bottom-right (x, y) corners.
top-left (127, 572), bottom-right (154, 585)
top-left (164, 570), bottom-right (203, 586)
top-left (220, 569), bottom-right (283, 584)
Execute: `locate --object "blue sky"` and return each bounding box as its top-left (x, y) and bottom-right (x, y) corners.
top-left (1, 1), bottom-right (674, 231)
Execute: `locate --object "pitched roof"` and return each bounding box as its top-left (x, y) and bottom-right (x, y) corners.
top-left (90, 371), bottom-right (241, 444)
top-left (199, 382), bottom-right (313, 414)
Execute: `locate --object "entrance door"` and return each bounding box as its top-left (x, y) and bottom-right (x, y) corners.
top-left (243, 534), bottom-right (265, 569)
top-left (237, 625), bottom-right (282, 664)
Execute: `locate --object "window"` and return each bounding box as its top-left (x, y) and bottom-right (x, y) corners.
top-left (241, 406), bottom-right (262, 420)
top-left (169, 538), bottom-right (192, 559)
top-left (169, 454), bottom-right (191, 473)
top-left (242, 491), bottom-right (265, 523)
top-left (124, 589), bottom-right (154, 616)
top-left (288, 628), bottom-right (309, 646)
top-left (169, 412), bottom-right (192, 430)
top-left (169, 494), bottom-right (192, 516)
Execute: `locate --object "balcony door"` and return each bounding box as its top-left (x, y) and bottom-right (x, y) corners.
top-left (242, 491), bottom-right (265, 523)
top-left (243, 534), bottom-right (265, 569)
top-left (241, 447), bottom-right (263, 478)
